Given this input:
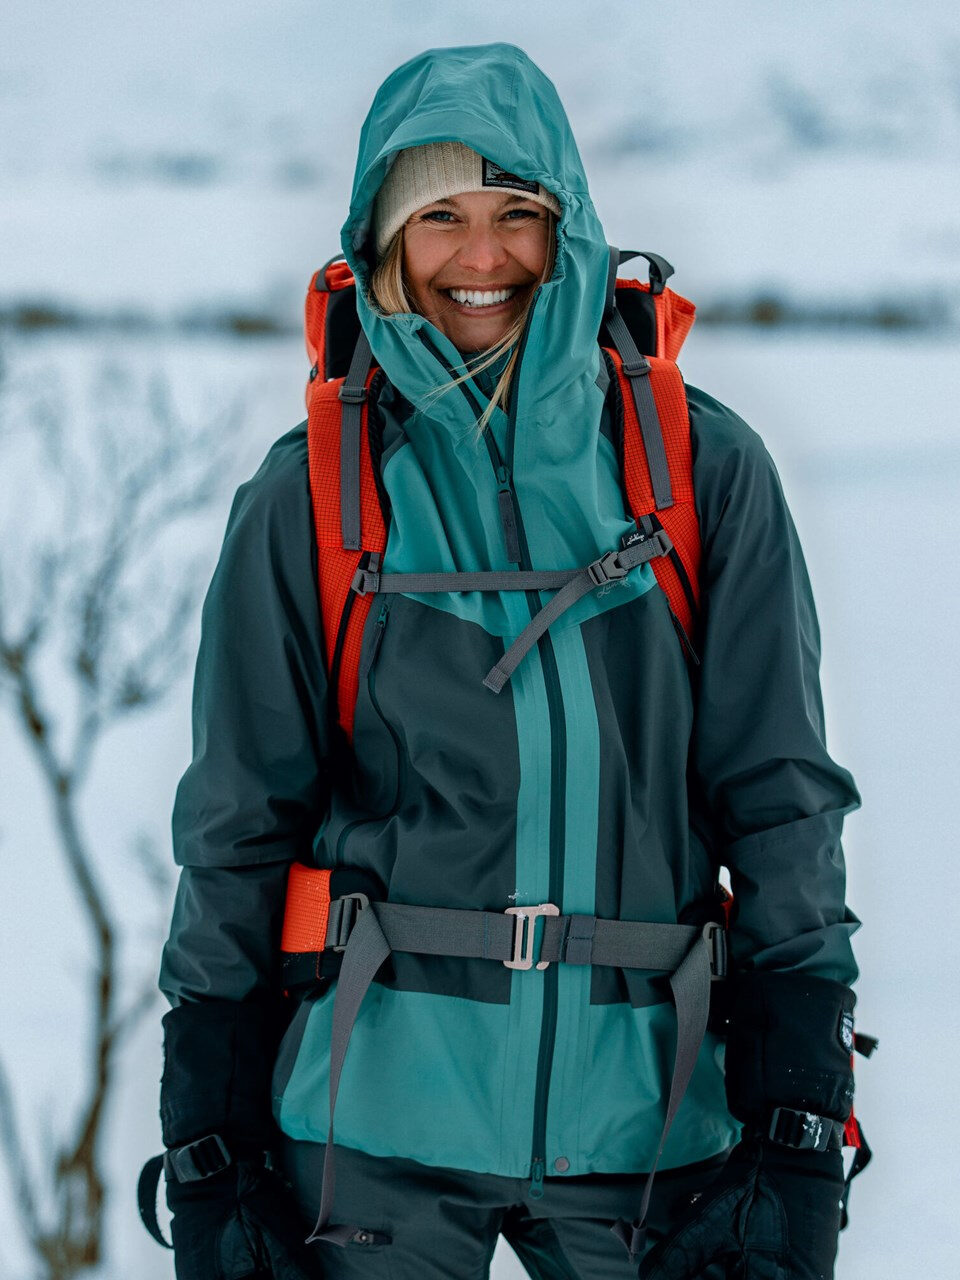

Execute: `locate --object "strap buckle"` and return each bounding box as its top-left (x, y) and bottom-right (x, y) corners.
top-left (702, 921), bottom-right (728, 979)
top-left (620, 357), bottom-right (651, 378)
top-left (325, 893), bottom-right (370, 952)
top-left (338, 383), bottom-right (368, 405)
top-left (504, 903), bottom-right (559, 970)
top-left (768, 1107), bottom-right (842, 1153)
top-left (163, 1133), bottom-right (232, 1184)
top-left (587, 550), bottom-right (628, 586)
top-left (351, 567), bottom-right (380, 594)
top-left (350, 553), bottom-right (382, 595)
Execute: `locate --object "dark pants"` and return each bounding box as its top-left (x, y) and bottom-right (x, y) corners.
top-left (282, 1138), bottom-right (730, 1278)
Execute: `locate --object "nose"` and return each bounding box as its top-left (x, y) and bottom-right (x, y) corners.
top-left (454, 222), bottom-right (510, 275)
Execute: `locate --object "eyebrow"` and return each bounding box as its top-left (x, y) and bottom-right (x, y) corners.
top-left (426, 194), bottom-right (535, 207)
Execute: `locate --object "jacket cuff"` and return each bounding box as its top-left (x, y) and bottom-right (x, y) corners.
top-left (160, 999), bottom-right (286, 1149)
top-left (723, 970), bottom-right (856, 1128)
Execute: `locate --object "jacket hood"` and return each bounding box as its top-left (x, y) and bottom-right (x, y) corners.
top-left (340, 43), bottom-right (610, 436)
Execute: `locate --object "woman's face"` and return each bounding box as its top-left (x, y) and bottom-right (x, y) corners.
top-left (401, 189), bottom-right (552, 351)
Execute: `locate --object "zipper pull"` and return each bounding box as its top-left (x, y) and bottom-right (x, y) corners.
top-left (528, 1157), bottom-right (546, 1200)
top-left (358, 600), bottom-right (391, 680)
top-left (496, 466), bottom-right (521, 565)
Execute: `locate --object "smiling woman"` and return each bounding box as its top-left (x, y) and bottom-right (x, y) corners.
top-left (369, 141), bottom-right (559, 432)
top-left (150, 40), bottom-right (864, 1280)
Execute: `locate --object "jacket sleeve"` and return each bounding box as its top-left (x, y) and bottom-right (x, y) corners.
top-left (159, 423), bottom-right (330, 1006)
top-left (686, 385), bottom-right (861, 985)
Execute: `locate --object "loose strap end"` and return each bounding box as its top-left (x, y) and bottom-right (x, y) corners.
top-left (136, 1153), bottom-right (172, 1249)
top-left (611, 1215), bottom-right (647, 1261)
top-left (305, 1219), bottom-right (361, 1247)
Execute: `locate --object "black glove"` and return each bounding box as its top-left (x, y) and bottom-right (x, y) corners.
top-left (638, 1135), bottom-right (844, 1279)
top-left (640, 970), bottom-right (855, 1280)
top-left (167, 1155), bottom-right (319, 1280)
top-left (143, 999), bottom-right (319, 1280)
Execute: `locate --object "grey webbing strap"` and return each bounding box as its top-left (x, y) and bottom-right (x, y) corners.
top-left (351, 535), bottom-right (671, 695)
top-left (305, 901), bottom-right (721, 1248)
top-left (611, 929), bottom-right (714, 1261)
top-left (305, 904), bottom-right (391, 1246)
top-left (371, 904), bottom-right (709, 971)
top-left (353, 567), bottom-right (577, 594)
top-left (338, 333), bottom-right (372, 551)
top-left (540, 915), bottom-right (711, 971)
top-left (605, 306), bottom-right (674, 512)
top-left (481, 536), bottom-right (668, 695)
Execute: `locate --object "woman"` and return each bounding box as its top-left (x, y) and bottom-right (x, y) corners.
top-left (151, 43), bottom-right (861, 1280)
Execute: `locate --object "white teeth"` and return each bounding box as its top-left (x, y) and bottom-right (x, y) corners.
top-left (447, 286), bottom-right (517, 308)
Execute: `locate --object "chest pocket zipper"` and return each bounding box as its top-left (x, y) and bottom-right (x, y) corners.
top-left (336, 598), bottom-right (403, 863)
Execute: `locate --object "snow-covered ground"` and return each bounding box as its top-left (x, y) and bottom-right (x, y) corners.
top-left (2, 2), bottom-right (959, 1277)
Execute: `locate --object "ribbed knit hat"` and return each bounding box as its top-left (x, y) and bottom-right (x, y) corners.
top-left (372, 141), bottom-right (561, 257)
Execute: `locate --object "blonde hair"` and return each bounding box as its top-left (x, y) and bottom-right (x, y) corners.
top-left (368, 212), bottom-right (557, 438)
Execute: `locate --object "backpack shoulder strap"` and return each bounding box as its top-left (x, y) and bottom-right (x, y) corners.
top-left (306, 332), bottom-right (387, 745)
top-left (602, 300), bottom-right (701, 655)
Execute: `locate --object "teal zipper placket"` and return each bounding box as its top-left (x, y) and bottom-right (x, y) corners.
top-left (486, 290), bottom-right (569, 1198)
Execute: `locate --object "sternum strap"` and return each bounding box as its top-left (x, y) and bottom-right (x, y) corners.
top-left (350, 530), bottom-right (673, 693)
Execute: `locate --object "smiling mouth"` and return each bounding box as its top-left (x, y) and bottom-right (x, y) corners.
top-left (441, 286), bottom-right (522, 309)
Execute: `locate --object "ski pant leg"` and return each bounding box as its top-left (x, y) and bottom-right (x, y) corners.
top-left (282, 1138), bottom-right (507, 1279)
top-left (500, 1152), bottom-right (732, 1279)
top-left (282, 1137), bottom-right (731, 1279)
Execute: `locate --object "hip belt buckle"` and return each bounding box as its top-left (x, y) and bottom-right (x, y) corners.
top-left (504, 903), bottom-right (559, 971)
top-left (325, 893), bottom-right (370, 952)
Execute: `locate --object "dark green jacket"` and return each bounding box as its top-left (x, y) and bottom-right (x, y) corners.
top-left (160, 43), bottom-right (860, 1181)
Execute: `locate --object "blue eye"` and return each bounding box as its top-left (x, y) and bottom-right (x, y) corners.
top-left (421, 210), bottom-right (455, 223)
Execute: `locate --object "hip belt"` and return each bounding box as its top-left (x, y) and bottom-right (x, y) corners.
top-left (279, 865), bottom-right (727, 1260)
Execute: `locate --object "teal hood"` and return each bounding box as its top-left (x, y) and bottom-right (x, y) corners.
top-left (340, 43), bottom-right (610, 436)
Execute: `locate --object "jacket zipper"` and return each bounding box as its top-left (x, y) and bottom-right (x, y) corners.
top-left (419, 306), bottom-right (566, 1193)
top-left (416, 329), bottom-right (521, 564)
top-left (335, 597), bottom-right (402, 862)
top-left (666, 600), bottom-right (701, 668)
top-left (496, 296), bottom-right (567, 1197)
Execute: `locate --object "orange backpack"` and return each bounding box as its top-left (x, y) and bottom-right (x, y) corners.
top-left (304, 248), bottom-right (702, 745)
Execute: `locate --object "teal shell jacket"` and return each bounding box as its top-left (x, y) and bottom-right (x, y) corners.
top-left (160, 45), bottom-right (861, 1182)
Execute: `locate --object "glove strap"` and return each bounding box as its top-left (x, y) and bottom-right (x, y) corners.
top-left (137, 1134), bottom-right (268, 1250)
top-left (137, 1154), bottom-right (173, 1249)
top-left (767, 1107), bottom-right (844, 1153)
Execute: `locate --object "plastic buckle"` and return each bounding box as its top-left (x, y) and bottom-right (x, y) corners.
top-left (351, 567), bottom-right (380, 595)
top-left (620, 358), bottom-right (650, 378)
top-left (587, 550), bottom-right (628, 587)
top-left (338, 383), bottom-right (368, 404)
top-left (164, 1134), bottom-right (232, 1184)
top-left (768, 1107), bottom-right (838, 1153)
top-left (351, 553), bottom-right (381, 596)
top-left (504, 904), bottom-right (559, 970)
top-left (702, 921), bottom-right (727, 980)
top-left (325, 893), bottom-right (370, 952)
top-left (652, 528), bottom-right (674, 557)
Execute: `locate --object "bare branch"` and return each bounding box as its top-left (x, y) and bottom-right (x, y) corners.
top-left (108, 977), bottom-right (160, 1051)
top-left (0, 1051), bottom-right (43, 1247)
top-left (0, 346), bottom-right (240, 1278)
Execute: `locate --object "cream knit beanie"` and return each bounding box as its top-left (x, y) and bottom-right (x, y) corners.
top-left (372, 141), bottom-right (561, 257)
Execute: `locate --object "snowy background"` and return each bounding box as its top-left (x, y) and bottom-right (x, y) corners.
top-left (1, 1), bottom-right (958, 1276)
